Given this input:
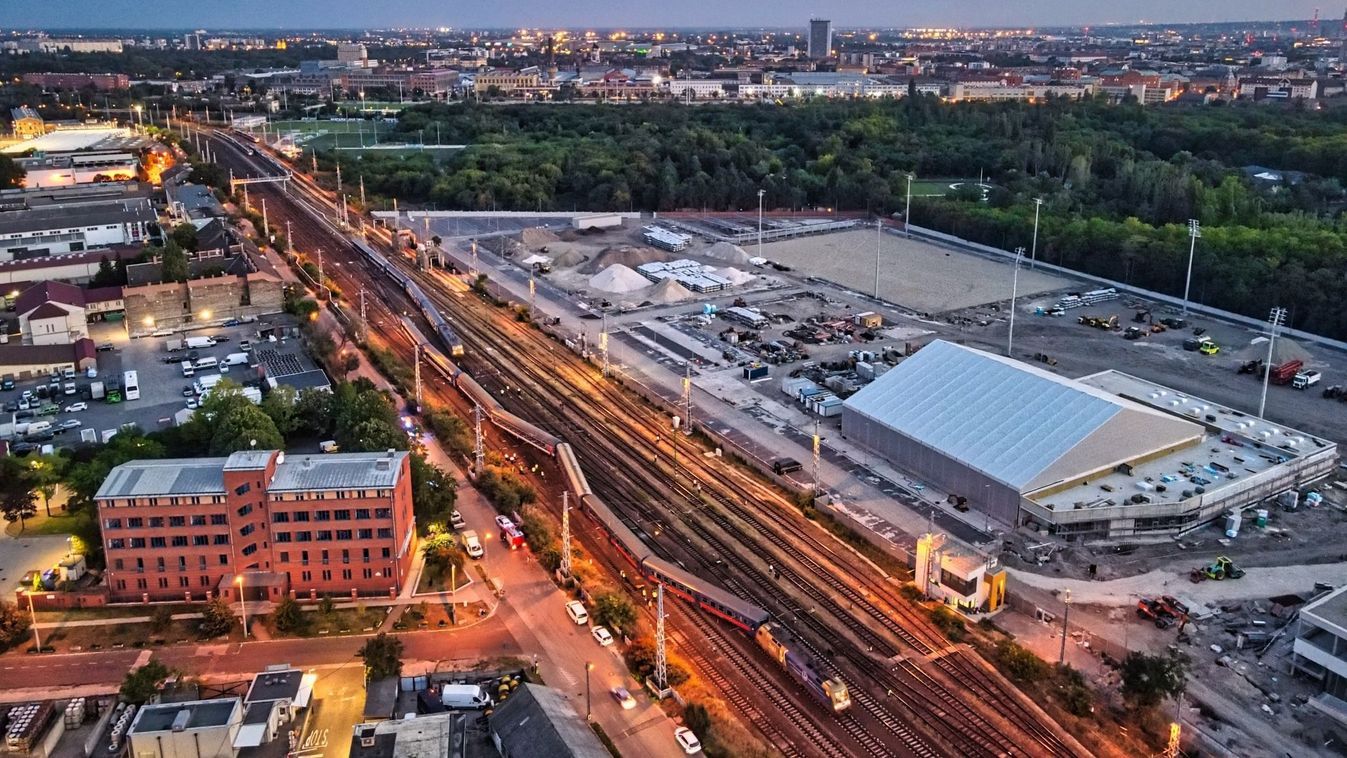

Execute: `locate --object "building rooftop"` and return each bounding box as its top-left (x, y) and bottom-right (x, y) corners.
top-left (224, 450), bottom-right (276, 471)
top-left (491, 684), bottom-right (609, 758)
top-left (844, 341), bottom-right (1204, 492)
top-left (245, 667), bottom-right (308, 705)
top-left (351, 713), bottom-right (454, 758)
top-left (1303, 585), bottom-right (1347, 636)
top-left (95, 458), bottom-right (229, 499)
top-left (0, 199), bottom-right (157, 236)
top-left (131, 698), bottom-right (240, 734)
top-left (0, 338), bottom-right (96, 370)
top-left (14, 280), bottom-right (87, 316)
top-left (269, 451), bottom-right (407, 492)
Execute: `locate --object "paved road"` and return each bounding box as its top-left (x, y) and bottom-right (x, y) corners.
top-left (1009, 561), bottom-right (1347, 607)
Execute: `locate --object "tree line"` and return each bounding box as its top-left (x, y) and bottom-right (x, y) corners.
top-left (330, 98), bottom-right (1347, 336)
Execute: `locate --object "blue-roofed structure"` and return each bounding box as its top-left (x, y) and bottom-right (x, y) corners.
top-left (842, 340), bottom-right (1204, 526)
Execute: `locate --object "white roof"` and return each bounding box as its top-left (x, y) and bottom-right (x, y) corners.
top-left (843, 340), bottom-right (1203, 492)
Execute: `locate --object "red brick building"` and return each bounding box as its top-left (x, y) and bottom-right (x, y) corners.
top-left (95, 450), bottom-right (414, 604)
top-left (22, 72), bottom-right (131, 91)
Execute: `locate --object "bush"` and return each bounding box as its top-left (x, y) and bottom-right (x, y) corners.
top-left (476, 466), bottom-right (536, 511)
top-left (148, 606), bottom-right (174, 635)
top-left (272, 596), bottom-right (305, 633)
top-left (1055, 664), bottom-right (1094, 716)
top-left (993, 638), bottom-right (1049, 683)
top-left (197, 599), bottom-right (235, 638)
top-left (623, 636), bottom-right (690, 687)
top-left (591, 591), bottom-right (637, 637)
top-left (360, 632), bottom-right (404, 679)
top-left (121, 660), bottom-right (171, 704)
top-left (929, 605), bottom-right (966, 641)
top-left (0, 601), bottom-right (31, 651)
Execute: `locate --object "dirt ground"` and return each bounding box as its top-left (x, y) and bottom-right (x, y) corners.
top-left (759, 228), bottom-right (1070, 313)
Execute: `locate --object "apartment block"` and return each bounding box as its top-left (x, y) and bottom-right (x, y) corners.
top-left (95, 450), bottom-right (414, 604)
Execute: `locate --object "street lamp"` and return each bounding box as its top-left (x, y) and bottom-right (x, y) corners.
top-left (1258, 307), bottom-right (1287, 420)
top-left (25, 591), bottom-right (40, 652)
top-left (132, 104), bottom-right (143, 131)
top-left (236, 575), bottom-right (249, 640)
top-left (904, 173), bottom-right (914, 238)
top-left (585, 661), bottom-right (594, 721)
top-left (756, 188), bottom-right (765, 261)
top-left (1059, 589), bottom-right (1071, 664)
top-left (1182, 219), bottom-right (1201, 316)
top-left (1007, 247), bottom-right (1024, 358)
top-left (873, 218), bottom-right (882, 300)
top-left (1030, 197), bottom-right (1044, 269)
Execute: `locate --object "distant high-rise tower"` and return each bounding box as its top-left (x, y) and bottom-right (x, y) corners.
top-left (808, 18), bottom-right (833, 59)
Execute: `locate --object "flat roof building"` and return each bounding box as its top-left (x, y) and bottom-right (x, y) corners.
top-left (95, 450), bottom-right (414, 603)
top-left (129, 698), bottom-right (243, 758)
top-left (808, 19), bottom-right (833, 59)
top-left (0, 197), bottom-right (158, 262)
top-left (843, 341), bottom-right (1335, 541)
top-left (1293, 586), bottom-right (1347, 722)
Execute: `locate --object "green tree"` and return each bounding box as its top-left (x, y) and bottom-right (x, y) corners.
top-left (591, 591), bottom-right (637, 636)
top-left (170, 222), bottom-right (200, 252)
top-left (360, 632), bottom-right (404, 679)
top-left (293, 388), bottom-right (336, 437)
top-left (317, 595), bottom-right (336, 616)
top-left (993, 639), bottom-right (1048, 683)
top-left (197, 598), bottom-right (235, 638)
top-left (26, 454), bottom-right (67, 518)
top-left (63, 432), bottom-right (167, 512)
top-left (410, 455), bottom-right (457, 528)
top-left (148, 606), bottom-right (174, 635)
top-left (683, 702), bottom-right (711, 740)
top-left (1120, 651), bottom-right (1189, 707)
top-left (120, 660), bottom-right (171, 703)
top-left (158, 239), bottom-right (189, 283)
top-left (0, 460), bottom-right (38, 533)
top-left (271, 596), bottom-right (304, 633)
top-left (89, 255), bottom-right (120, 287)
top-left (0, 601), bottom-right (31, 651)
top-left (0, 154), bottom-right (25, 189)
top-left (260, 385), bottom-right (300, 438)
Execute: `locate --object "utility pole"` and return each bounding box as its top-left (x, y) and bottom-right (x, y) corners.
top-left (473, 404), bottom-right (485, 473)
top-left (682, 363), bottom-right (693, 436)
top-left (757, 188), bottom-right (765, 260)
top-left (1030, 197), bottom-right (1044, 269)
top-left (600, 312), bottom-right (610, 377)
top-left (1007, 247), bottom-right (1024, 358)
top-left (873, 218), bottom-right (882, 299)
top-left (654, 584), bottom-right (669, 696)
top-left (359, 175), bottom-right (366, 208)
top-left (470, 238), bottom-right (478, 278)
top-left (905, 173), bottom-right (914, 238)
top-left (560, 493), bottom-right (572, 577)
top-left (812, 419), bottom-right (822, 500)
top-left (311, 151), bottom-right (318, 174)
top-left (528, 268), bottom-right (536, 318)
top-left (261, 198), bottom-right (269, 239)
top-left (359, 288), bottom-right (368, 342)
top-left (285, 220), bottom-right (292, 257)
top-left (1059, 589), bottom-right (1071, 664)
top-left (1182, 219), bottom-right (1201, 316)
top-left (585, 662), bottom-right (594, 721)
top-left (317, 248), bottom-right (325, 298)
top-left (1259, 307), bottom-right (1287, 419)
top-left (413, 344), bottom-right (423, 408)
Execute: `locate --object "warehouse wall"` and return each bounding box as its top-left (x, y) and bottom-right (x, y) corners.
top-left (842, 407), bottom-right (1023, 526)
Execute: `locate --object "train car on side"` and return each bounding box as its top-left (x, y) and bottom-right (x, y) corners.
top-left (642, 556), bottom-right (770, 633)
top-left (755, 622), bottom-right (852, 712)
top-left (555, 443), bottom-right (592, 498)
top-left (579, 493), bottom-right (651, 567)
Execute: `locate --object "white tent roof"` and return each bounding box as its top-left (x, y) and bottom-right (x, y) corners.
top-left (843, 340), bottom-right (1204, 492)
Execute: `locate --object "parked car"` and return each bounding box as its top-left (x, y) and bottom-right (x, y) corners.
top-left (592, 626), bottom-right (614, 647)
top-left (565, 600), bottom-right (588, 625)
top-left (186, 398), bottom-right (199, 410)
top-left (96, 342), bottom-right (115, 352)
top-left (495, 515), bottom-right (514, 531)
top-left (63, 382), bottom-right (76, 395)
top-left (611, 687), bottom-right (636, 710)
top-left (57, 419), bottom-right (82, 431)
top-left (674, 727), bottom-right (703, 755)
top-left (63, 402), bottom-right (87, 413)
top-left (449, 511), bottom-right (466, 529)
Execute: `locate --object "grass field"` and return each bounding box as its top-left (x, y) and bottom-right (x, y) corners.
top-left (265, 119), bottom-right (397, 151)
top-left (909, 178), bottom-right (997, 197)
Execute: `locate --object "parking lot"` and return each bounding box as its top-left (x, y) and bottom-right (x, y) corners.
top-left (2, 314), bottom-right (313, 453)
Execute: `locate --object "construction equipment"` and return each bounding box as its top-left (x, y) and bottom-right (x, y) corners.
top-left (1198, 340), bottom-right (1220, 356)
top-left (1032, 352), bottom-right (1057, 366)
top-left (1157, 595), bottom-right (1190, 619)
top-left (1238, 359), bottom-right (1265, 375)
top-left (1160, 317), bottom-right (1187, 330)
top-left (1078, 314), bottom-right (1119, 330)
top-left (1270, 359), bottom-right (1304, 385)
top-left (1133, 310), bottom-right (1151, 324)
top-left (1136, 598), bottom-right (1177, 628)
top-left (1196, 556), bottom-right (1245, 581)
top-left (1122, 326), bottom-right (1145, 340)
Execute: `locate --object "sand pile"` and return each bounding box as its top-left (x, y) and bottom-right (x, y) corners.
top-left (540, 241), bottom-right (592, 268)
top-left (716, 267), bottom-right (757, 286)
top-left (589, 264), bottom-right (653, 293)
top-left (521, 227), bottom-right (561, 250)
top-left (581, 245), bottom-right (674, 274)
top-left (647, 277), bottom-right (693, 304)
top-left (704, 241), bottom-right (752, 265)
top-left (1233, 336), bottom-right (1313, 366)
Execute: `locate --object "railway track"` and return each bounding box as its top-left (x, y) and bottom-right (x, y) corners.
top-left (211, 133), bottom-right (1081, 757)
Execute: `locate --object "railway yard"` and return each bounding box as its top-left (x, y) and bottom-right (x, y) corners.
top-left (208, 127), bottom-right (1347, 757)
top-left (209, 134), bottom-right (1104, 756)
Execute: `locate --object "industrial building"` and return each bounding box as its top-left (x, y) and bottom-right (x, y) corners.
top-left (128, 698), bottom-right (243, 758)
top-left (95, 450), bottom-right (415, 603)
top-left (842, 340), bottom-right (1336, 541)
top-left (1292, 585), bottom-right (1347, 721)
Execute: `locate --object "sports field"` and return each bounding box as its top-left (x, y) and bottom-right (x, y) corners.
top-left (908, 178), bottom-right (996, 197)
top-left (265, 119), bottom-right (396, 151)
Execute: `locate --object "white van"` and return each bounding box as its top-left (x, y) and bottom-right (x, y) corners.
top-left (462, 530), bottom-right (483, 559)
top-left (25, 421), bottom-right (52, 436)
top-left (224, 353), bottom-right (249, 366)
top-left (565, 600), bottom-right (589, 625)
top-left (181, 361), bottom-right (195, 377)
top-left (194, 357), bottom-right (218, 370)
top-left (439, 684), bottom-right (492, 709)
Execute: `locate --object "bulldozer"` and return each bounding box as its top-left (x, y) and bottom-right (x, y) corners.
top-left (1136, 598), bottom-right (1176, 628)
top-left (1193, 555), bottom-right (1245, 581)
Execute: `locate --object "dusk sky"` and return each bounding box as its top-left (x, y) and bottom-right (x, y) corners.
top-left (1, 1), bottom-right (1329, 30)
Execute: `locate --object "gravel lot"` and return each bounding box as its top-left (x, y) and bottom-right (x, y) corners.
top-left (759, 228), bottom-right (1071, 313)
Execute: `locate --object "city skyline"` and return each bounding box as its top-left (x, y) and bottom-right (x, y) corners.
top-left (0, 0), bottom-right (1333, 31)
